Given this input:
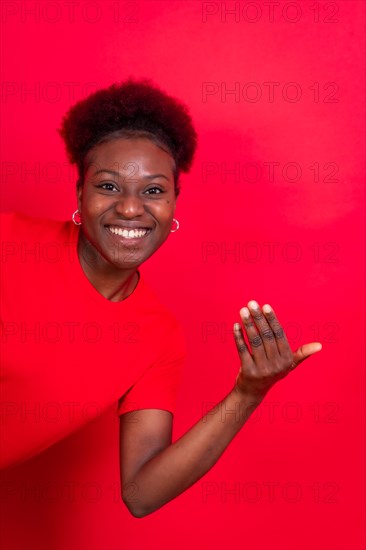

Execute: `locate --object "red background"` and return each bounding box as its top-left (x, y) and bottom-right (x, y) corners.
top-left (1, 1), bottom-right (365, 549)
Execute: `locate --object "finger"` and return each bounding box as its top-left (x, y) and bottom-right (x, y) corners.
top-left (292, 342), bottom-right (322, 367)
top-left (239, 306), bottom-right (267, 362)
top-left (233, 322), bottom-right (254, 366)
top-left (261, 303), bottom-right (292, 357)
top-left (247, 300), bottom-right (279, 360)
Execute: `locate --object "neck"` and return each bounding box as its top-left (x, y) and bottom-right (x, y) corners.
top-left (77, 233), bottom-right (139, 302)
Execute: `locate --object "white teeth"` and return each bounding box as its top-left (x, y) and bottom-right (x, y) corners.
top-left (108, 226), bottom-right (148, 238)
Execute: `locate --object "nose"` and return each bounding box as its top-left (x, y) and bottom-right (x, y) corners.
top-left (114, 193), bottom-right (144, 218)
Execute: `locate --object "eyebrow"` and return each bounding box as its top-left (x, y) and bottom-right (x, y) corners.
top-left (92, 169), bottom-right (170, 181)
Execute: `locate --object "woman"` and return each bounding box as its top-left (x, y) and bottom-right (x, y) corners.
top-left (0, 79), bottom-right (322, 517)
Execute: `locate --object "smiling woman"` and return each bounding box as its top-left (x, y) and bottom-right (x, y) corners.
top-left (0, 80), bottom-right (322, 525)
top-left (76, 138), bottom-right (177, 301)
top-left (58, 79), bottom-right (197, 302)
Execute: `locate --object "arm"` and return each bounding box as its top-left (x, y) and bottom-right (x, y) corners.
top-left (120, 386), bottom-right (262, 517)
top-left (119, 300), bottom-right (322, 518)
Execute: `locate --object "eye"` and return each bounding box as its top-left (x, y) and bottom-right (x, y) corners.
top-left (97, 183), bottom-right (118, 192)
top-left (144, 186), bottom-right (164, 195)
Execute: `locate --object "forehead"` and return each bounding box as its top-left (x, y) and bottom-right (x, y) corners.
top-left (84, 137), bottom-right (176, 176)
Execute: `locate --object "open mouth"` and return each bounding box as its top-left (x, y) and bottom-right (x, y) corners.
top-left (106, 225), bottom-right (152, 240)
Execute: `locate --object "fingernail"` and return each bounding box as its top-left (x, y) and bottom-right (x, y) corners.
top-left (262, 304), bottom-right (272, 313)
top-left (248, 300), bottom-right (259, 310)
top-left (234, 322), bottom-right (241, 330)
top-left (240, 307), bottom-right (250, 319)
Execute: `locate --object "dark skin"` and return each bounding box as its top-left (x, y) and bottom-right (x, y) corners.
top-left (77, 137), bottom-right (177, 302)
top-left (77, 137), bottom-right (322, 518)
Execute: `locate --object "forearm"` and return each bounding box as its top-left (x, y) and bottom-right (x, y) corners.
top-left (123, 386), bottom-right (264, 517)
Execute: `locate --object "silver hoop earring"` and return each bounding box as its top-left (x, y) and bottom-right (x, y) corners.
top-left (72, 210), bottom-right (82, 226)
top-left (170, 218), bottom-right (180, 233)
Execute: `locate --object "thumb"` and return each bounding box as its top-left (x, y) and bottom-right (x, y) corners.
top-left (292, 342), bottom-right (322, 367)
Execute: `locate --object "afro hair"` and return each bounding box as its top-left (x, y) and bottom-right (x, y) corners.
top-left (58, 78), bottom-right (198, 195)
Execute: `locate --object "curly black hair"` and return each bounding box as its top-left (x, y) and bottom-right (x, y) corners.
top-left (58, 78), bottom-right (198, 196)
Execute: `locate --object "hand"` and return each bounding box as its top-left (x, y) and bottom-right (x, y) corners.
top-left (233, 300), bottom-right (322, 399)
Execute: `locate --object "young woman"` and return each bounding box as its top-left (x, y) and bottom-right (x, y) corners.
top-left (0, 79), bottom-right (322, 517)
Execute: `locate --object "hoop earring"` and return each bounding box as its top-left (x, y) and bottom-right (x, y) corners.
top-left (72, 210), bottom-right (82, 226)
top-left (170, 218), bottom-right (180, 233)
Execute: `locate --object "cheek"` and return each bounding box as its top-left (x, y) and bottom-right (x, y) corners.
top-left (83, 195), bottom-right (107, 217)
top-left (155, 203), bottom-right (175, 222)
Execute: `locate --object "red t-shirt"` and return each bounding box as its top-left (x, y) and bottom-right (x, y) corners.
top-left (1, 212), bottom-right (187, 548)
top-left (0, 211), bottom-right (186, 470)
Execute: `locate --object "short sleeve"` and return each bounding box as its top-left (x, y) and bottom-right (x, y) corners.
top-left (117, 320), bottom-right (186, 417)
